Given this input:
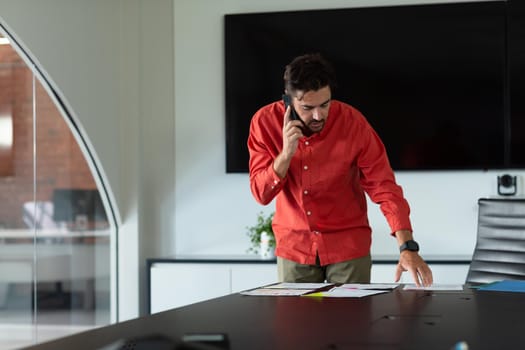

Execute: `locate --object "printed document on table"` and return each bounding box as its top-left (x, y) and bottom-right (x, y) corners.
top-left (304, 286), bottom-right (389, 298)
top-left (263, 282), bottom-right (333, 290)
top-left (241, 282), bottom-right (334, 296)
top-left (403, 284), bottom-right (464, 291)
top-left (240, 288), bottom-right (310, 296)
top-left (241, 282), bottom-right (333, 296)
top-left (340, 283), bottom-right (400, 290)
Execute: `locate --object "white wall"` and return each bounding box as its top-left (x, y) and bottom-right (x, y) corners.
top-left (174, 0), bottom-right (524, 260)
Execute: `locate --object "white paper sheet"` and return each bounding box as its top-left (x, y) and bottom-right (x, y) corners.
top-left (304, 286), bottom-right (389, 298)
top-left (240, 288), bottom-right (313, 296)
top-left (403, 284), bottom-right (464, 291)
top-left (263, 282), bottom-right (333, 289)
top-left (339, 283), bottom-right (400, 290)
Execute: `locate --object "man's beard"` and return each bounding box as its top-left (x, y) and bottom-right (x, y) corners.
top-left (307, 120), bottom-right (325, 134)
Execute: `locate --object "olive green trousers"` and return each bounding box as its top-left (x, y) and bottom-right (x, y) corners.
top-left (277, 254), bottom-right (371, 283)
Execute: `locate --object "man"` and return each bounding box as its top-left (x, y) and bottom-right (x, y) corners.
top-left (247, 53), bottom-right (433, 287)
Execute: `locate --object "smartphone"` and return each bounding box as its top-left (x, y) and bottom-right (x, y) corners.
top-left (282, 94), bottom-right (311, 136)
top-left (282, 94), bottom-right (300, 121)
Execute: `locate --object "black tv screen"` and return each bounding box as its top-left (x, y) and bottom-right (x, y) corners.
top-left (225, 1), bottom-right (508, 172)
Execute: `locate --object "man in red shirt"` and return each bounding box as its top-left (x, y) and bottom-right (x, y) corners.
top-left (248, 53), bottom-right (433, 287)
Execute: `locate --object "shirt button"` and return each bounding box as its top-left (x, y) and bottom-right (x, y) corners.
top-left (303, 190), bottom-right (308, 195)
top-left (307, 211), bottom-right (312, 216)
top-left (273, 180), bottom-right (278, 184)
top-left (305, 141), bottom-right (310, 146)
top-left (313, 231), bottom-right (320, 235)
top-left (303, 165), bottom-right (308, 170)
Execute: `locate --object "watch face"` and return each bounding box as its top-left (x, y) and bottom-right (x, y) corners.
top-left (401, 240), bottom-right (419, 252)
top-left (407, 241), bottom-right (419, 251)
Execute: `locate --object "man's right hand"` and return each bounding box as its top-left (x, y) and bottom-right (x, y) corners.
top-left (282, 105), bottom-right (304, 157)
top-left (273, 106), bottom-right (304, 178)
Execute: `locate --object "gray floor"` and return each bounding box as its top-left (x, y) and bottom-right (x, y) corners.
top-left (0, 278), bottom-right (111, 349)
top-left (0, 310), bottom-right (109, 350)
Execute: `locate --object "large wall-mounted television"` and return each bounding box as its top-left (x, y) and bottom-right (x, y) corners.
top-left (224, 1), bottom-right (524, 173)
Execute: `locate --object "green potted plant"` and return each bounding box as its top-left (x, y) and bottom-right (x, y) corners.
top-left (246, 211), bottom-right (276, 258)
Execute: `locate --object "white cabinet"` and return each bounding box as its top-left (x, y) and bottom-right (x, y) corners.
top-left (149, 262), bottom-right (277, 314)
top-left (427, 264), bottom-right (470, 284)
top-left (230, 264), bottom-right (277, 292)
top-left (372, 263), bottom-right (470, 284)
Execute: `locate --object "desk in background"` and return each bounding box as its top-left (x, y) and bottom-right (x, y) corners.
top-left (20, 284), bottom-right (525, 350)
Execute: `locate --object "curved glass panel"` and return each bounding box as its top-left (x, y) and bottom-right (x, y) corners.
top-left (0, 31), bottom-right (113, 349)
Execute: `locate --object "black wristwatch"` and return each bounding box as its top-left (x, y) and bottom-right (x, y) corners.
top-left (399, 239), bottom-right (419, 253)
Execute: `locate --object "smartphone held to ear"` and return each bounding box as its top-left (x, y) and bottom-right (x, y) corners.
top-left (282, 94), bottom-right (311, 136)
top-left (282, 94), bottom-right (300, 121)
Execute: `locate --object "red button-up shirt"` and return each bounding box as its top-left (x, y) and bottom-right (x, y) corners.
top-left (248, 100), bottom-right (412, 265)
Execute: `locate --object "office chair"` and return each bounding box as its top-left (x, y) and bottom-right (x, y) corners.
top-left (466, 198), bottom-right (525, 284)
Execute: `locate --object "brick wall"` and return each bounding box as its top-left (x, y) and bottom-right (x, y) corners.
top-left (0, 44), bottom-right (97, 228)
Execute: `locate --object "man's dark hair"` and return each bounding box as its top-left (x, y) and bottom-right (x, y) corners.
top-left (283, 53), bottom-right (337, 97)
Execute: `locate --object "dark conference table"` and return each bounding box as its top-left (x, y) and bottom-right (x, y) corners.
top-left (22, 285), bottom-right (525, 350)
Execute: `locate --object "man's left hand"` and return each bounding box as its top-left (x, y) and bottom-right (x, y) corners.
top-left (395, 251), bottom-right (433, 287)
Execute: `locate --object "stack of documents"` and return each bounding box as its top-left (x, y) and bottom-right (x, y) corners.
top-left (241, 283), bottom-right (470, 297)
top-left (241, 283), bottom-right (399, 298)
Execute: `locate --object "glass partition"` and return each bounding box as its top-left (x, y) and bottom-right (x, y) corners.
top-left (0, 30), bottom-right (114, 349)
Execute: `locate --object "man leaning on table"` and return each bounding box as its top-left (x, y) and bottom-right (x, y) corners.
top-left (247, 53), bottom-right (433, 287)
